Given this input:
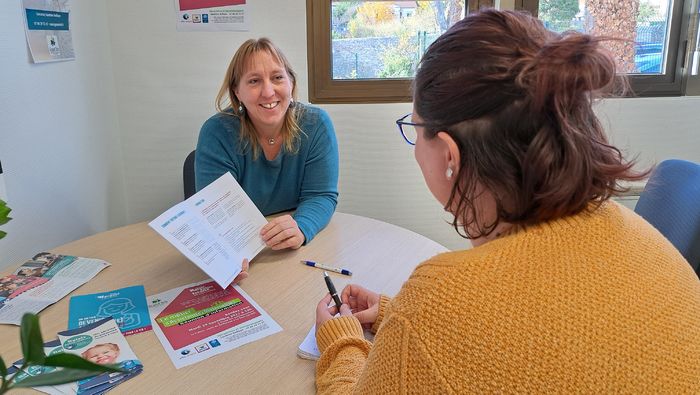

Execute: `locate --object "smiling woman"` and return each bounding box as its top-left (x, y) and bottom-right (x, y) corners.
top-left (194, 38), bottom-right (339, 281)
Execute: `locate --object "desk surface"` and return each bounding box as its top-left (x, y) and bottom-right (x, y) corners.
top-left (0, 212), bottom-right (447, 394)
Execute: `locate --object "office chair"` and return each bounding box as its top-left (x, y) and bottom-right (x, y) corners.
top-left (183, 150), bottom-right (196, 200)
top-left (634, 159), bottom-right (700, 275)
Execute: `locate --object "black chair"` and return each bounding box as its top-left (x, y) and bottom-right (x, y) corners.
top-left (634, 159), bottom-right (700, 275)
top-left (183, 150), bottom-right (196, 200)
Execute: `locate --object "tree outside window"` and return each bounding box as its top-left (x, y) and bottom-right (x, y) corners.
top-left (331, 1), bottom-right (465, 80)
top-left (538, 0), bottom-right (669, 74)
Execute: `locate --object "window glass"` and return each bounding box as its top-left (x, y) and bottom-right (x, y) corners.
top-left (331, 1), bottom-right (465, 80)
top-left (537, 0), bottom-right (670, 75)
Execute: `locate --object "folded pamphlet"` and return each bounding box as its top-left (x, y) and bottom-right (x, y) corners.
top-left (58, 317), bottom-right (143, 394)
top-left (149, 172), bottom-right (267, 289)
top-left (0, 253), bottom-right (110, 325)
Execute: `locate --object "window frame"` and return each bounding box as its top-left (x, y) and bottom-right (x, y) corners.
top-left (307, 0), bottom-right (697, 104)
top-left (306, 0), bottom-right (414, 103)
top-left (519, 0), bottom-right (692, 96)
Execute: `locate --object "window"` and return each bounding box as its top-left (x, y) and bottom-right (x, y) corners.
top-left (528, 0), bottom-right (694, 96)
top-left (307, 0), bottom-right (698, 103)
top-left (307, 0), bottom-right (465, 103)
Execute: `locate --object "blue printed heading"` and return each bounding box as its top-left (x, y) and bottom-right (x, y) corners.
top-left (26, 8), bottom-right (69, 31)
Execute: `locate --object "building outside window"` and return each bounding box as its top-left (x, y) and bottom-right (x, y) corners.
top-left (307, 0), bottom-right (697, 103)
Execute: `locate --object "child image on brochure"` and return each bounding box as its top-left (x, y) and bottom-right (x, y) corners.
top-left (58, 317), bottom-right (143, 394)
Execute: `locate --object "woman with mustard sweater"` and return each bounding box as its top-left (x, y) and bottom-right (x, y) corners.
top-left (314, 9), bottom-right (700, 393)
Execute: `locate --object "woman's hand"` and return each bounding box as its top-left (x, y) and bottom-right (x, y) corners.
top-left (341, 284), bottom-right (380, 329)
top-left (316, 293), bottom-right (352, 330)
top-left (260, 215), bottom-right (305, 250)
top-left (230, 258), bottom-right (249, 285)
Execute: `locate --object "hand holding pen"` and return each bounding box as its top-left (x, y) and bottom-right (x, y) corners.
top-left (324, 271), bottom-right (343, 309)
top-left (315, 272), bottom-right (352, 329)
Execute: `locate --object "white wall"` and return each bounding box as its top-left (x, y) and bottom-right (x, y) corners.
top-left (2, 0), bottom-right (699, 271)
top-left (0, 0), bottom-right (126, 269)
top-left (106, 0), bottom-right (700, 252)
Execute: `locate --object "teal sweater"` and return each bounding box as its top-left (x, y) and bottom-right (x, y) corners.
top-left (195, 104), bottom-right (339, 244)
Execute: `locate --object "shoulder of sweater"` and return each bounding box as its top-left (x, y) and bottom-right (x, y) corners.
top-left (298, 103), bottom-right (333, 131)
top-left (395, 201), bottom-right (643, 306)
top-left (201, 111), bottom-right (240, 136)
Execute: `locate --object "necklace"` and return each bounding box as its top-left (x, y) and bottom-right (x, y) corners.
top-left (268, 138), bottom-right (276, 145)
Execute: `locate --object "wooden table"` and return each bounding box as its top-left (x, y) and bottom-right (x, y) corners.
top-left (0, 212), bottom-right (447, 393)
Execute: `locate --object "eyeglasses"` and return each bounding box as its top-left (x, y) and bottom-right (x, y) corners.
top-left (395, 113), bottom-right (425, 146)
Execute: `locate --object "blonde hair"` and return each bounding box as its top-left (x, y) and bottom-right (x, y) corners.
top-left (215, 38), bottom-right (303, 158)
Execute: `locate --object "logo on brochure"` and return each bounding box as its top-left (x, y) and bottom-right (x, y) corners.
top-left (192, 14), bottom-right (201, 23)
top-left (208, 339), bottom-right (220, 347)
top-left (195, 343), bottom-right (210, 353)
top-left (202, 14), bottom-right (208, 23)
top-left (182, 13), bottom-right (190, 21)
top-left (180, 349), bottom-right (191, 355)
top-left (63, 335), bottom-right (92, 350)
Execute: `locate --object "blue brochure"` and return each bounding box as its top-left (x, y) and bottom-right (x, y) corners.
top-left (68, 285), bottom-right (152, 335)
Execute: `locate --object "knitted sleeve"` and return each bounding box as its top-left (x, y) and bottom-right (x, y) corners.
top-left (315, 313), bottom-right (449, 394)
top-left (370, 295), bottom-right (392, 334)
top-left (292, 108), bottom-right (339, 244)
top-left (195, 114), bottom-right (241, 191)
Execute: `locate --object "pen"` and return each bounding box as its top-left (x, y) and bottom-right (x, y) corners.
top-left (301, 260), bottom-right (352, 276)
top-left (323, 271), bottom-right (343, 310)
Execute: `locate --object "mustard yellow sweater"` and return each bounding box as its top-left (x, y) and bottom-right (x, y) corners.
top-left (316, 202), bottom-right (700, 393)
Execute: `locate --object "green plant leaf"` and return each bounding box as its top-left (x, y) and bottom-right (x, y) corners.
top-left (11, 369), bottom-right (102, 388)
top-left (0, 355), bottom-right (7, 377)
top-left (0, 205), bottom-right (11, 218)
top-left (43, 354), bottom-right (125, 373)
top-left (20, 314), bottom-right (45, 365)
top-left (0, 230), bottom-right (6, 240)
top-left (0, 217), bottom-right (11, 226)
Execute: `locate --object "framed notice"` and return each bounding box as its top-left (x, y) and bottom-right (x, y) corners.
top-left (22, 0), bottom-right (75, 63)
top-left (174, 0), bottom-right (249, 32)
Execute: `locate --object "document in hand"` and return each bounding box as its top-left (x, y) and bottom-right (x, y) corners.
top-left (149, 173), bottom-right (267, 289)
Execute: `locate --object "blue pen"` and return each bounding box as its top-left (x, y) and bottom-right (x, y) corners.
top-left (301, 260), bottom-right (352, 276)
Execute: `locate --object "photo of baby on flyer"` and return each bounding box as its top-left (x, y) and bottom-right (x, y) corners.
top-left (57, 317), bottom-right (143, 394)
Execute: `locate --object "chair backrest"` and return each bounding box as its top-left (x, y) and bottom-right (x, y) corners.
top-left (634, 159), bottom-right (700, 275)
top-left (183, 150), bottom-right (196, 200)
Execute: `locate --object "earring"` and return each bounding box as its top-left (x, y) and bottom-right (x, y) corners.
top-left (446, 167), bottom-right (453, 179)
top-left (238, 104), bottom-right (244, 114)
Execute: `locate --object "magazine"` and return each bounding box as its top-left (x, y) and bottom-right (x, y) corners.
top-left (68, 285), bottom-right (152, 336)
top-left (58, 317), bottom-right (143, 394)
top-left (0, 253), bottom-right (110, 325)
top-left (10, 339), bottom-right (78, 395)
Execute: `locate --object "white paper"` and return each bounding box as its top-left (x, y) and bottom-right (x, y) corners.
top-left (147, 280), bottom-right (282, 369)
top-left (149, 172), bottom-right (267, 289)
top-left (297, 324), bottom-right (320, 360)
